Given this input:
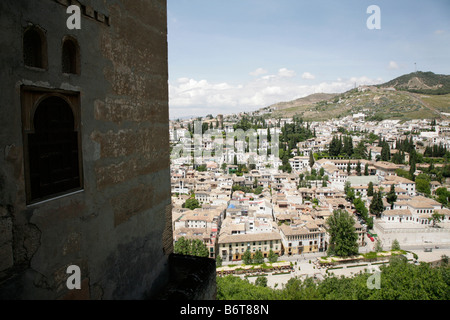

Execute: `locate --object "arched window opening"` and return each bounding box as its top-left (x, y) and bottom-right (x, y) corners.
top-left (28, 96), bottom-right (81, 202)
top-left (23, 27), bottom-right (47, 69)
top-left (62, 38), bottom-right (80, 74)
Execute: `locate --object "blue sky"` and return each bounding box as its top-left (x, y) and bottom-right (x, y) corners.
top-left (167, 0), bottom-right (450, 119)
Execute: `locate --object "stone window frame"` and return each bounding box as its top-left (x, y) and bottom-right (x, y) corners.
top-left (62, 35), bottom-right (81, 75)
top-left (23, 25), bottom-right (48, 70)
top-left (20, 85), bottom-right (84, 205)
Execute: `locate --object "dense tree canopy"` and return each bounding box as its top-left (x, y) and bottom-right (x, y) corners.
top-left (416, 173), bottom-right (431, 195)
top-left (329, 136), bottom-right (343, 157)
top-left (183, 198), bottom-right (202, 210)
top-left (436, 187), bottom-right (450, 207)
top-left (174, 237), bottom-right (209, 258)
top-left (326, 209), bottom-right (359, 257)
top-left (217, 256), bottom-right (450, 300)
top-left (353, 196), bottom-right (373, 229)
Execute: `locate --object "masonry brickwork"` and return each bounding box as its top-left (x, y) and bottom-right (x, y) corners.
top-left (0, 0), bottom-right (172, 299)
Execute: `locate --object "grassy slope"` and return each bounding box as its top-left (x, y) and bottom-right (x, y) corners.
top-left (268, 88), bottom-right (449, 121)
top-left (420, 94), bottom-right (450, 113)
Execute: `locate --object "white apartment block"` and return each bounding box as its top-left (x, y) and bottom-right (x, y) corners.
top-left (289, 156), bottom-right (310, 172)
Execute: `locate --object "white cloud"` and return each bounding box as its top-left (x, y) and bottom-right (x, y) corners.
top-left (302, 72), bottom-right (316, 80)
top-left (169, 75), bottom-right (383, 118)
top-left (261, 75), bottom-right (277, 80)
top-left (278, 68), bottom-right (296, 78)
top-left (388, 61), bottom-right (399, 70)
top-left (434, 29), bottom-right (445, 35)
top-left (249, 68), bottom-right (268, 77)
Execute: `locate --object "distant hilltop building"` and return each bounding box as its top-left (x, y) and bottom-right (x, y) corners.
top-left (352, 113), bottom-right (366, 120)
top-left (217, 114), bottom-right (224, 128)
top-left (358, 86), bottom-right (370, 92)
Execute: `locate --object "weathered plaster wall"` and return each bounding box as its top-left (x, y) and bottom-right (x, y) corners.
top-left (0, 0), bottom-right (172, 300)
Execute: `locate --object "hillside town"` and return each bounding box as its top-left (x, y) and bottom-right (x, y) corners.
top-left (169, 110), bottom-right (450, 264)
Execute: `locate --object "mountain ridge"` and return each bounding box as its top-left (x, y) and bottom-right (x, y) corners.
top-left (378, 71), bottom-right (450, 95)
top-left (256, 71), bottom-right (450, 121)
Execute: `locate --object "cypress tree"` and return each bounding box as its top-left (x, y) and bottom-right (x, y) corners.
top-left (387, 184), bottom-right (397, 209)
top-left (368, 182), bottom-right (374, 197)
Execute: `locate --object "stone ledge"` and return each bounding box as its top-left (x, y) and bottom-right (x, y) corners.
top-left (155, 254), bottom-right (217, 300)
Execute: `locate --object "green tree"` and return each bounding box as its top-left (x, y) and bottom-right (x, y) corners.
top-left (368, 182), bottom-right (374, 197)
top-left (354, 141), bottom-right (368, 159)
top-left (416, 174), bottom-right (431, 195)
top-left (356, 161), bottom-right (362, 176)
top-left (396, 168), bottom-right (413, 181)
top-left (364, 163), bottom-right (369, 176)
top-left (319, 167), bottom-right (325, 178)
top-left (381, 140), bottom-right (391, 161)
top-left (326, 209), bottom-right (359, 257)
top-left (221, 162), bottom-right (228, 173)
top-left (370, 190), bottom-right (384, 218)
top-left (375, 239), bottom-right (383, 252)
top-left (217, 258), bottom-right (450, 300)
top-left (183, 198), bottom-right (201, 210)
top-left (344, 181), bottom-right (355, 202)
top-left (343, 136), bottom-right (354, 157)
top-left (216, 276), bottom-right (276, 300)
top-left (196, 164), bottom-right (207, 172)
top-left (253, 250), bottom-right (264, 265)
top-left (202, 122), bottom-right (209, 134)
top-left (328, 135), bottom-right (342, 157)
top-left (391, 239), bottom-right (401, 251)
top-left (190, 239), bottom-right (209, 257)
top-left (268, 250), bottom-right (278, 263)
top-left (346, 187), bottom-right (355, 203)
top-left (428, 211), bottom-right (444, 228)
top-left (344, 181), bottom-right (352, 195)
top-left (174, 237), bottom-right (209, 258)
top-left (173, 237), bottom-right (191, 256)
top-left (392, 151), bottom-right (405, 164)
top-left (242, 250), bottom-right (253, 265)
top-left (309, 152), bottom-right (315, 168)
top-left (386, 184), bottom-right (397, 209)
top-left (255, 276), bottom-right (268, 287)
top-left (435, 187), bottom-right (450, 207)
top-left (216, 254), bottom-right (222, 267)
top-left (409, 153), bottom-right (417, 180)
top-left (353, 197), bottom-right (368, 217)
top-left (353, 196), bottom-right (373, 229)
